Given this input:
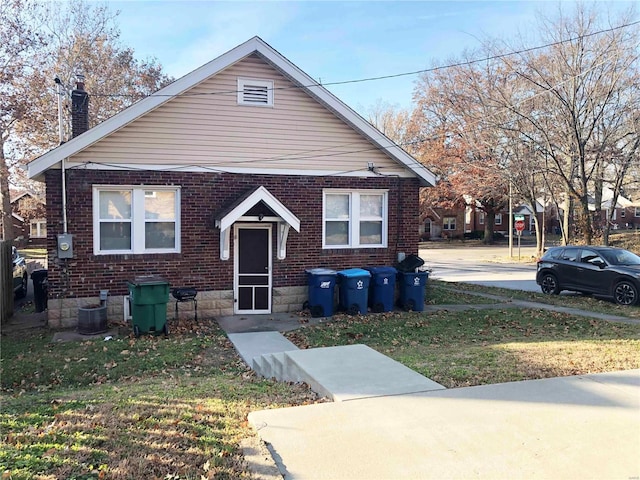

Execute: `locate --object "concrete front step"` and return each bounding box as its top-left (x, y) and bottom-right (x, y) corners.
top-left (228, 332), bottom-right (445, 402)
top-left (284, 344), bottom-right (446, 401)
top-left (227, 331), bottom-right (300, 366)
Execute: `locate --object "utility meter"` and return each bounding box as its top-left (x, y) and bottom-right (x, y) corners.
top-left (57, 234), bottom-right (74, 259)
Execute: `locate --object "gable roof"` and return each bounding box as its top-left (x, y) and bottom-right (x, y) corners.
top-left (214, 186), bottom-right (300, 232)
top-left (11, 191), bottom-right (45, 204)
top-left (27, 36), bottom-right (436, 186)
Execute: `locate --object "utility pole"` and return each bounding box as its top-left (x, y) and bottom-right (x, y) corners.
top-left (508, 181), bottom-right (513, 258)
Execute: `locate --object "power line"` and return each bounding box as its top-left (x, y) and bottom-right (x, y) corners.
top-left (88, 19), bottom-right (640, 99)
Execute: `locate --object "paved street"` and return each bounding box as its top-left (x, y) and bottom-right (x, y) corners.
top-left (419, 244), bottom-right (540, 292)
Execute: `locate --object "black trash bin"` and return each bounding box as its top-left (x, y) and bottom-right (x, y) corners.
top-left (31, 269), bottom-right (48, 313)
top-left (396, 254), bottom-right (425, 273)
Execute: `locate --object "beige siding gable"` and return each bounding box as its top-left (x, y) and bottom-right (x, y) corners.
top-left (71, 54), bottom-right (403, 176)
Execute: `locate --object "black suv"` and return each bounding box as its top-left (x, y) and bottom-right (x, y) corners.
top-left (536, 246), bottom-right (640, 306)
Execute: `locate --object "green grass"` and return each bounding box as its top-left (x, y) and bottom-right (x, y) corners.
top-left (425, 281), bottom-right (504, 305)
top-left (1, 323), bottom-right (316, 479)
top-left (441, 281), bottom-right (640, 319)
top-left (286, 308), bottom-right (640, 387)
top-left (3, 282), bottom-right (640, 479)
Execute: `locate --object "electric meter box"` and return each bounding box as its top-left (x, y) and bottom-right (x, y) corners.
top-left (57, 234), bottom-right (74, 258)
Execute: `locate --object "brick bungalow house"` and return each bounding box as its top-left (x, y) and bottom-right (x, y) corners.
top-left (27, 37), bottom-right (436, 328)
top-left (10, 191), bottom-right (47, 248)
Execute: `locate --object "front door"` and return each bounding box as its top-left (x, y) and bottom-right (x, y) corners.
top-left (234, 224), bottom-right (271, 314)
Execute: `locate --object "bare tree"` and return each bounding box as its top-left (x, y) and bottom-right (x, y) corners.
top-left (497, 3), bottom-right (639, 244)
top-left (412, 51), bottom-right (510, 244)
top-left (2, 1), bottom-right (173, 208)
top-left (365, 100), bottom-right (411, 145)
top-left (0, 0), bottom-right (44, 241)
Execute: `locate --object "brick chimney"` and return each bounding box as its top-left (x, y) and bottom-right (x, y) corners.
top-left (71, 74), bottom-right (89, 138)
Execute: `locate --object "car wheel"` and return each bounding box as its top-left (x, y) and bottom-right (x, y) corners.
top-left (15, 274), bottom-right (27, 299)
top-left (613, 280), bottom-right (638, 306)
top-left (540, 273), bottom-right (560, 295)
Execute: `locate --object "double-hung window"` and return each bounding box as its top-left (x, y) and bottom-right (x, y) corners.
top-left (323, 190), bottom-right (387, 248)
top-left (93, 186), bottom-right (180, 255)
top-left (30, 220), bottom-right (47, 238)
top-left (443, 217), bottom-right (456, 231)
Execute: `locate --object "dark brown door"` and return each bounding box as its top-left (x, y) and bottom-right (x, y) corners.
top-left (235, 226), bottom-right (271, 313)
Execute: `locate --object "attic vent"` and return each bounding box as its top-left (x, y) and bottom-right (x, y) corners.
top-left (237, 78), bottom-right (273, 106)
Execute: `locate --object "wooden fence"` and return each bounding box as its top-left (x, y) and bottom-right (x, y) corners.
top-left (1, 240), bottom-right (14, 324)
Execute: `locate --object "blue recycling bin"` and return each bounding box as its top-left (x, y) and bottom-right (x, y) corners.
top-left (337, 268), bottom-right (371, 315)
top-left (305, 268), bottom-right (338, 317)
top-left (397, 271), bottom-right (429, 312)
top-left (365, 266), bottom-right (397, 313)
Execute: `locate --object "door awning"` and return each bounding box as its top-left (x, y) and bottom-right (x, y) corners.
top-left (214, 186), bottom-right (300, 260)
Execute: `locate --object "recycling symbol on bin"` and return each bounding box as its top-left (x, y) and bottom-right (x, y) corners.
top-left (356, 280), bottom-right (364, 289)
top-left (383, 278), bottom-right (389, 285)
top-left (413, 277), bottom-right (420, 286)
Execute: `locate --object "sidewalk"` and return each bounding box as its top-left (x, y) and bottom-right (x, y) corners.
top-left (217, 301), bottom-right (640, 479)
top-left (249, 369), bottom-right (640, 479)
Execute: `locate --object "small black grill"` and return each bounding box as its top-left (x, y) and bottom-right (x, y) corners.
top-left (172, 287), bottom-right (198, 321)
top-left (172, 287), bottom-right (197, 301)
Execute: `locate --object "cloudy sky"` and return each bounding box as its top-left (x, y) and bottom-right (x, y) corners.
top-left (108, 0), bottom-right (636, 113)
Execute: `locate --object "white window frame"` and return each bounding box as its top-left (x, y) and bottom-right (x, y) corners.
top-left (478, 212), bottom-right (484, 225)
top-left (30, 219), bottom-right (47, 238)
top-left (322, 189), bottom-right (388, 249)
top-left (495, 213), bottom-right (503, 225)
top-left (93, 186), bottom-right (181, 255)
top-left (443, 217), bottom-right (456, 231)
top-left (635, 207), bottom-right (640, 218)
top-left (237, 78), bottom-right (274, 106)
top-left (620, 209), bottom-right (626, 218)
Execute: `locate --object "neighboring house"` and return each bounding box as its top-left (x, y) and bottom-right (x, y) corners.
top-left (421, 206), bottom-right (464, 240)
top-left (27, 37), bottom-right (436, 328)
top-left (464, 200), bottom-right (560, 236)
top-left (13, 192), bottom-right (47, 247)
top-left (598, 187), bottom-right (637, 230)
top-left (0, 191), bottom-right (47, 247)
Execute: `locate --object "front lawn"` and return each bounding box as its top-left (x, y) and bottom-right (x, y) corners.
top-left (2, 292), bottom-right (639, 479)
top-left (286, 308), bottom-right (640, 387)
top-left (0, 323), bottom-right (316, 479)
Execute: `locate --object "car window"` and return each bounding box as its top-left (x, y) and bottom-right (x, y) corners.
top-left (560, 248), bottom-right (579, 262)
top-left (580, 249), bottom-right (604, 265)
top-left (601, 249), bottom-right (640, 266)
top-left (543, 248), bottom-right (562, 260)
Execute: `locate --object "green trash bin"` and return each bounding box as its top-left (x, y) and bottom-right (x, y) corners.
top-left (127, 276), bottom-right (170, 336)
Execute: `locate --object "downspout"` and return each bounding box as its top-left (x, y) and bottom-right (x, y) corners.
top-left (55, 77), bottom-right (68, 233)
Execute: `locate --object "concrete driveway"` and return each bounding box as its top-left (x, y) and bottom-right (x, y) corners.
top-left (419, 245), bottom-right (541, 292)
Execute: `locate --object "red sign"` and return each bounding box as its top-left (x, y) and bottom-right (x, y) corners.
top-left (515, 220), bottom-right (526, 232)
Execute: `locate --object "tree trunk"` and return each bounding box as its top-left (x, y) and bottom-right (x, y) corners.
top-left (562, 194), bottom-right (571, 246)
top-left (1, 141), bottom-right (14, 241)
top-left (483, 213), bottom-right (495, 245)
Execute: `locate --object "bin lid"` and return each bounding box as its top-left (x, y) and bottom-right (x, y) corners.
top-left (364, 266), bottom-right (397, 275)
top-left (305, 268), bottom-right (337, 275)
top-left (337, 268), bottom-right (371, 278)
top-left (396, 254), bottom-right (425, 273)
top-left (128, 275), bottom-right (168, 286)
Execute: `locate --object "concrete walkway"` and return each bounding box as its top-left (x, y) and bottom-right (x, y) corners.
top-left (218, 301), bottom-right (640, 479)
top-left (249, 369), bottom-right (640, 479)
